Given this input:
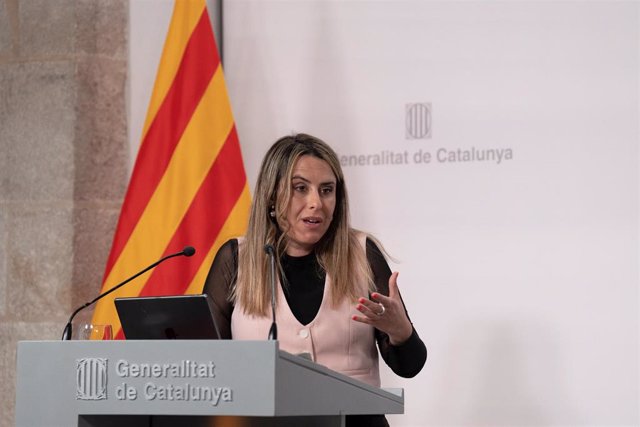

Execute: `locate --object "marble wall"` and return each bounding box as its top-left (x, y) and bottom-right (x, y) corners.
top-left (0, 1), bottom-right (128, 425)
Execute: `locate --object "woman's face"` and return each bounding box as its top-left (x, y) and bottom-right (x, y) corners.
top-left (280, 155), bottom-right (337, 257)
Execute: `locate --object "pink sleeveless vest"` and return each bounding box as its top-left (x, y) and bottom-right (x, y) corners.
top-left (231, 237), bottom-right (381, 387)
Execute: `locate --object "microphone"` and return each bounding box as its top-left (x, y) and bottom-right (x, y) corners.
top-left (264, 244), bottom-right (278, 340)
top-left (61, 246), bottom-right (196, 340)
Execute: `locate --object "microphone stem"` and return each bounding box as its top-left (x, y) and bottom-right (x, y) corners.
top-left (62, 250), bottom-right (186, 340)
top-left (87, 252), bottom-right (182, 309)
top-left (267, 246), bottom-right (278, 340)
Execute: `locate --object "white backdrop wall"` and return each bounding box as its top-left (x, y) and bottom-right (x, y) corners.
top-left (130, 1), bottom-right (639, 425)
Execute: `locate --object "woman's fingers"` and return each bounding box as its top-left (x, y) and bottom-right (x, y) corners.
top-left (352, 271), bottom-right (413, 344)
top-left (357, 297), bottom-right (385, 317)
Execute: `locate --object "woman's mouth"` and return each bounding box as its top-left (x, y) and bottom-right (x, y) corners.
top-left (302, 217), bottom-right (323, 225)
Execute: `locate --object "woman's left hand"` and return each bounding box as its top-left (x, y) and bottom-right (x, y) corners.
top-left (352, 271), bottom-right (414, 345)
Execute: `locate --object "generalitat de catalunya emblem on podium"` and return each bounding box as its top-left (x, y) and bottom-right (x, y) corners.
top-left (76, 358), bottom-right (108, 400)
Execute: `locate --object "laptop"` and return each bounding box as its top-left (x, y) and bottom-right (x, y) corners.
top-left (114, 294), bottom-right (221, 340)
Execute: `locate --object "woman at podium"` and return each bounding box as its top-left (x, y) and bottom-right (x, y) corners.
top-left (204, 133), bottom-right (427, 426)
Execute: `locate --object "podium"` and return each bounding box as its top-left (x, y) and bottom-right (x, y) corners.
top-left (15, 340), bottom-right (403, 426)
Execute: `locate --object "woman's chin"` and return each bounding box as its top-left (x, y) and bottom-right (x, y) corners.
top-left (285, 234), bottom-right (325, 254)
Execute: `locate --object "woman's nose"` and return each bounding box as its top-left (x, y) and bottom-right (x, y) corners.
top-left (307, 190), bottom-right (322, 209)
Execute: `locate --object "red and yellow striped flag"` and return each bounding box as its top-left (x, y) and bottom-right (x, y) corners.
top-left (91, 0), bottom-right (250, 339)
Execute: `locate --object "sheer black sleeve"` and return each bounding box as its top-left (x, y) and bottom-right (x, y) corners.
top-left (202, 239), bottom-right (238, 339)
top-left (367, 238), bottom-right (427, 378)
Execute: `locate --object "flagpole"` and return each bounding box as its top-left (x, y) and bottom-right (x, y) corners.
top-left (208, 0), bottom-right (224, 64)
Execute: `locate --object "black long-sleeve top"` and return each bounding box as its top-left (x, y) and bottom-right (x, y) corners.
top-left (202, 238), bottom-right (427, 379)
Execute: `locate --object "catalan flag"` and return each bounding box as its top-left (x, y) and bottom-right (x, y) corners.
top-left (91, 0), bottom-right (250, 339)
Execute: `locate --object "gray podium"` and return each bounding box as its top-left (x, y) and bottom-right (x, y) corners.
top-left (15, 340), bottom-right (403, 427)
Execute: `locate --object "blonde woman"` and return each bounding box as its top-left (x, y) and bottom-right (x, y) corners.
top-left (203, 134), bottom-right (426, 427)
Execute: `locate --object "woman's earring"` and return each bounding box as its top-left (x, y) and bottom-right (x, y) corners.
top-left (269, 206), bottom-right (276, 219)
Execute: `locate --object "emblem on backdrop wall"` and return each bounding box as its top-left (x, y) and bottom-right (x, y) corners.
top-left (339, 101), bottom-right (513, 167)
top-left (76, 358), bottom-right (108, 400)
top-left (405, 103), bottom-right (432, 139)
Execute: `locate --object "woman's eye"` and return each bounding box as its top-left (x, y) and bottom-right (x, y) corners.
top-left (294, 184), bottom-right (306, 192)
top-left (321, 187), bottom-right (334, 195)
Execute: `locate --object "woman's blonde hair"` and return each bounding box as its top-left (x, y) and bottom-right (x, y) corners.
top-left (233, 133), bottom-right (374, 315)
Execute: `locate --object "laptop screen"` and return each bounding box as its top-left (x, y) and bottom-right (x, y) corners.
top-left (114, 294), bottom-right (221, 340)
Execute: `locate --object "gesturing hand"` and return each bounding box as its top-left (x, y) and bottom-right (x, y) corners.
top-left (352, 272), bottom-right (413, 345)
